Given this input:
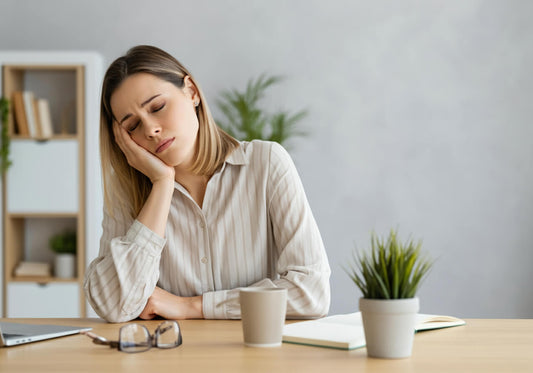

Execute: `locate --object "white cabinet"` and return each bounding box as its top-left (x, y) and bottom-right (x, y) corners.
top-left (7, 282), bottom-right (79, 317)
top-left (7, 140), bottom-right (79, 213)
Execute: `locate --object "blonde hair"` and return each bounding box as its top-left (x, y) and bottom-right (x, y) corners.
top-left (100, 45), bottom-right (239, 218)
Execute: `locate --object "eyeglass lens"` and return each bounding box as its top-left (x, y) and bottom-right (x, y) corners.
top-left (120, 324), bottom-right (151, 353)
top-left (155, 321), bottom-right (182, 348)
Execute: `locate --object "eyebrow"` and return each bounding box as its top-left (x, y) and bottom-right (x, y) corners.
top-left (119, 94), bottom-right (161, 124)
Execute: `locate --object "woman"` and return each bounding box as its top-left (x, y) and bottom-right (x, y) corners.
top-left (84, 45), bottom-right (330, 323)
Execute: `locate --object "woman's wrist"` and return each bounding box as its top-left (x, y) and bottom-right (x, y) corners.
top-left (150, 168), bottom-right (175, 185)
top-left (186, 295), bottom-right (204, 319)
top-left (151, 173), bottom-right (175, 189)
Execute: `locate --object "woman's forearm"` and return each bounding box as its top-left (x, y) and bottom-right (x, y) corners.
top-left (137, 177), bottom-right (175, 237)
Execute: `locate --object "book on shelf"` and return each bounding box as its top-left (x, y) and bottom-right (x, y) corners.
top-left (14, 261), bottom-right (52, 277)
top-left (282, 311), bottom-right (466, 350)
top-left (22, 91), bottom-right (39, 138)
top-left (11, 91), bottom-right (54, 139)
top-left (32, 98), bottom-right (43, 138)
top-left (11, 91), bottom-right (30, 136)
top-left (36, 99), bottom-right (54, 139)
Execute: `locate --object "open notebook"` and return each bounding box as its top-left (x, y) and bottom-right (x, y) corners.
top-left (282, 312), bottom-right (465, 350)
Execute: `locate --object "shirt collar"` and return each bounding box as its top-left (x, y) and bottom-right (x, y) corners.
top-left (174, 142), bottom-right (248, 195)
top-left (224, 142), bottom-right (248, 166)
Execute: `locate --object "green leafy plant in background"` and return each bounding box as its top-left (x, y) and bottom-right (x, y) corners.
top-left (216, 74), bottom-right (308, 148)
top-left (49, 230), bottom-right (77, 255)
top-left (0, 97), bottom-right (12, 173)
top-left (345, 229), bottom-right (433, 299)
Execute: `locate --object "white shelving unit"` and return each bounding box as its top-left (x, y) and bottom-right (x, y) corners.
top-left (0, 51), bottom-right (103, 317)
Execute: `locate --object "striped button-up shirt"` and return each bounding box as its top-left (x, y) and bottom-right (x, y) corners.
top-left (84, 140), bottom-right (331, 322)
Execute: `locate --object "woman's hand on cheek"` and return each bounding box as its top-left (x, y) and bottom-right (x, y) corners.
top-left (139, 286), bottom-right (204, 320)
top-left (113, 123), bottom-right (175, 183)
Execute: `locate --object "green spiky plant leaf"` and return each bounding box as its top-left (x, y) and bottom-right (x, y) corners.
top-left (344, 229), bottom-right (433, 299)
top-left (0, 97), bottom-right (12, 174)
top-left (216, 74), bottom-right (307, 148)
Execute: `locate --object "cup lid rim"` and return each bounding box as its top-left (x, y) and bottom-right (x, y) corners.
top-left (239, 287), bottom-right (287, 293)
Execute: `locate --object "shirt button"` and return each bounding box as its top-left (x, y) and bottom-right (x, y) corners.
top-left (201, 257), bottom-right (208, 264)
top-left (199, 221), bottom-right (206, 229)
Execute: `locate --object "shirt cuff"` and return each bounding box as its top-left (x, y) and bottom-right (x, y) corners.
top-left (202, 289), bottom-right (241, 319)
top-left (125, 219), bottom-right (166, 256)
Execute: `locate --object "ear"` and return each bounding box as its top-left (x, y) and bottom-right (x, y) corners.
top-left (183, 76), bottom-right (200, 106)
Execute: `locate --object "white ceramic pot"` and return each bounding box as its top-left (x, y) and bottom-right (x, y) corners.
top-left (359, 297), bottom-right (419, 359)
top-left (54, 254), bottom-right (76, 278)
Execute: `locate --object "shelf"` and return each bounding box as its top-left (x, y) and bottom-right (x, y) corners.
top-left (9, 134), bottom-right (79, 141)
top-left (9, 276), bottom-right (78, 284)
top-left (7, 212), bottom-right (79, 219)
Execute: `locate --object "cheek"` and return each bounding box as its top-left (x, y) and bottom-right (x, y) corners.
top-left (189, 116), bottom-right (200, 135)
top-left (172, 106), bottom-right (199, 135)
top-left (186, 106), bottom-right (200, 131)
top-left (129, 132), bottom-right (150, 150)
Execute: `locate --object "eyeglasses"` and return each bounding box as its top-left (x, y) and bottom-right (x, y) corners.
top-left (82, 320), bottom-right (183, 353)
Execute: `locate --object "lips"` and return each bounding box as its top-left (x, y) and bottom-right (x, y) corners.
top-left (156, 138), bottom-right (175, 153)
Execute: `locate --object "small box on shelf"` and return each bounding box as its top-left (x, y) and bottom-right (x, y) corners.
top-left (14, 261), bottom-right (52, 277)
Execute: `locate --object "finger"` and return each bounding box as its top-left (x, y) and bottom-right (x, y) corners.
top-left (113, 122), bottom-right (130, 152)
top-left (139, 305), bottom-right (157, 320)
top-left (112, 123), bottom-right (126, 153)
top-left (139, 311), bottom-right (156, 320)
top-left (113, 123), bottom-right (142, 163)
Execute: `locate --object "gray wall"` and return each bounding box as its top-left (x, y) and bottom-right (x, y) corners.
top-left (2, 0), bottom-right (532, 318)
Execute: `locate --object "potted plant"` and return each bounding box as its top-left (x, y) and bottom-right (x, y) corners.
top-left (345, 229), bottom-right (433, 358)
top-left (49, 230), bottom-right (77, 278)
top-left (216, 74), bottom-right (307, 149)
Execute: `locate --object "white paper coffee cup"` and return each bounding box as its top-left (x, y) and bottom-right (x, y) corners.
top-left (240, 287), bottom-right (287, 347)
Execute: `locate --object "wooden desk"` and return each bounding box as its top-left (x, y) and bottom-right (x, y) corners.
top-left (1, 318), bottom-right (532, 372)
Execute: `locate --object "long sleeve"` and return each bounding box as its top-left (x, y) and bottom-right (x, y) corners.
top-left (202, 142), bottom-right (331, 319)
top-left (85, 140), bottom-right (330, 322)
top-left (84, 210), bottom-right (166, 323)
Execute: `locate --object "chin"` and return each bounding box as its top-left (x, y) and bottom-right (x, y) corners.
top-left (162, 142), bottom-right (196, 168)
top-left (165, 154), bottom-right (192, 169)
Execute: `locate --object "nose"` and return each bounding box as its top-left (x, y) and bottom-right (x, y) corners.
top-left (143, 118), bottom-right (161, 138)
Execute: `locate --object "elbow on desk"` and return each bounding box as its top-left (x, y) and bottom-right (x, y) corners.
top-left (84, 279), bottom-right (142, 323)
top-left (287, 296), bottom-right (330, 319)
top-left (86, 295), bottom-right (142, 323)
top-left (313, 292), bottom-right (331, 318)
top-left (286, 283), bottom-right (331, 319)
top-left (100, 312), bottom-right (138, 324)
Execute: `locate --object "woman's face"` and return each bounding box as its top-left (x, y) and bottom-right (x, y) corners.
top-left (110, 72), bottom-right (200, 169)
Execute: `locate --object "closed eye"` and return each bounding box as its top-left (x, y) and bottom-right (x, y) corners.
top-left (127, 120), bottom-right (140, 132)
top-left (152, 103), bottom-right (165, 112)
top-left (125, 103), bottom-right (165, 132)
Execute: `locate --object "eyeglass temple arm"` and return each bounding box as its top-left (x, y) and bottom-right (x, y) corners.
top-left (81, 330), bottom-right (120, 348)
top-left (157, 324), bottom-right (175, 334)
